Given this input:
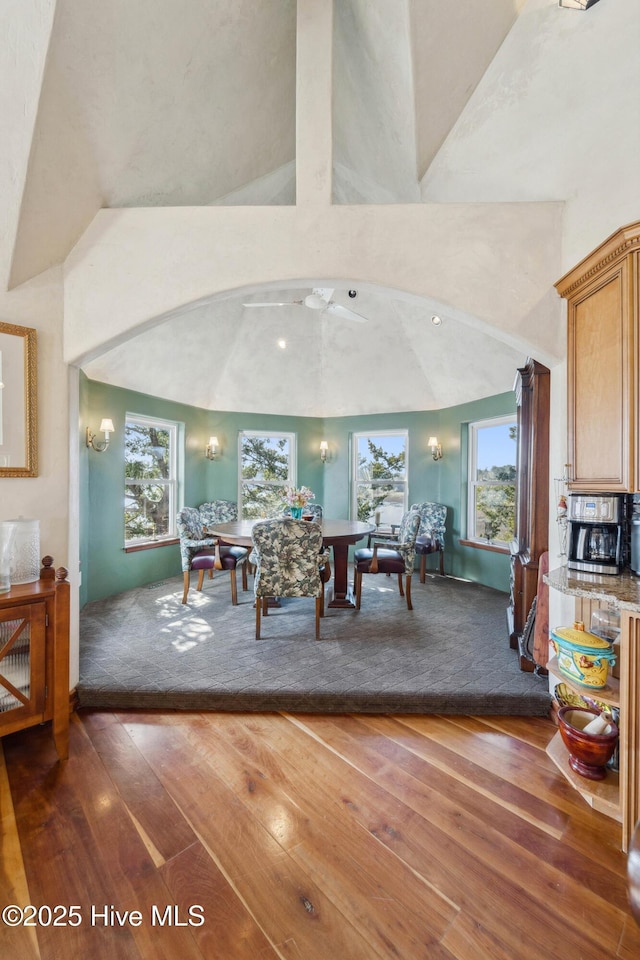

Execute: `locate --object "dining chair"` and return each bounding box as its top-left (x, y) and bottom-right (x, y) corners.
top-left (409, 501), bottom-right (447, 580)
top-left (177, 503), bottom-right (248, 605)
top-left (353, 509), bottom-right (421, 610)
top-left (251, 517), bottom-right (331, 639)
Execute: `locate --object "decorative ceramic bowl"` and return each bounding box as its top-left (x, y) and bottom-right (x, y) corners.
top-left (557, 706), bottom-right (619, 781)
top-left (550, 626), bottom-right (616, 689)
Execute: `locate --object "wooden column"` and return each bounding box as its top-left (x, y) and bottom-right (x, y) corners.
top-left (509, 358), bottom-right (550, 670)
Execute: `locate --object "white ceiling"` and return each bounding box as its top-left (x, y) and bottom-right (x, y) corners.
top-left (82, 285), bottom-right (527, 416)
top-left (12, 0), bottom-right (618, 416)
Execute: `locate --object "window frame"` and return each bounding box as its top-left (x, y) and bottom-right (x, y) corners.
top-left (123, 412), bottom-right (181, 546)
top-left (466, 414), bottom-right (517, 546)
top-left (238, 430), bottom-right (297, 518)
top-left (350, 429), bottom-right (409, 526)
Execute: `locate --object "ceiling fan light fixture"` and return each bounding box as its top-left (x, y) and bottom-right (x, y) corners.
top-left (304, 293), bottom-right (328, 310)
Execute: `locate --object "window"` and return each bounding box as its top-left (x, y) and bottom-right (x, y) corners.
top-left (239, 431), bottom-right (296, 518)
top-left (352, 431), bottom-right (408, 527)
top-left (467, 415), bottom-right (516, 545)
top-left (124, 414), bottom-right (179, 544)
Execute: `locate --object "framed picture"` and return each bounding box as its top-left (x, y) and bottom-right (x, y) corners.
top-left (0, 321), bottom-right (37, 477)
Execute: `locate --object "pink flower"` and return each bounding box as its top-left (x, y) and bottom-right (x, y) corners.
top-left (284, 485), bottom-right (315, 508)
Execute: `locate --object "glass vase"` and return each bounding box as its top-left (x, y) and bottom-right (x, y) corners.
top-left (290, 506), bottom-right (303, 519)
top-left (0, 521), bottom-right (16, 593)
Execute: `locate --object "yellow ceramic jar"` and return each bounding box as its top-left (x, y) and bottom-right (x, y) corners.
top-left (550, 626), bottom-right (616, 690)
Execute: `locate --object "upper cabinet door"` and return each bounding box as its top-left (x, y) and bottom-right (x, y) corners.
top-left (569, 259), bottom-right (631, 491)
top-left (556, 222), bottom-right (640, 494)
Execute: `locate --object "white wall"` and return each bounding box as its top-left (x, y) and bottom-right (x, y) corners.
top-left (0, 3), bottom-right (69, 565)
top-left (421, 0), bottom-right (640, 268)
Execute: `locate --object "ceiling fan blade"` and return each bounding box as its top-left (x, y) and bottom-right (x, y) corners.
top-left (324, 302), bottom-right (368, 323)
top-left (242, 300), bottom-right (304, 308)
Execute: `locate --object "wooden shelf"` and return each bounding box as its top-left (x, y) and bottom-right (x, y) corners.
top-left (547, 656), bottom-right (620, 708)
top-left (546, 731), bottom-right (621, 822)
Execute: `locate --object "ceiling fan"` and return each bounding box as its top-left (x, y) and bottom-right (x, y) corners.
top-left (242, 287), bottom-right (368, 323)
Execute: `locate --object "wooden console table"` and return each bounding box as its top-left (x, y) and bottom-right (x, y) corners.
top-left (0, 558), bottom-right (70, 760)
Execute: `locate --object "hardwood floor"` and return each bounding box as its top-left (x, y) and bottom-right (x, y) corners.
top-left (1, 710), bottom-right (639, 959)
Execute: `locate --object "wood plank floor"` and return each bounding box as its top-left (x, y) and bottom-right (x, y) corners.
top-left (1, 710), bottom-right (639, 959)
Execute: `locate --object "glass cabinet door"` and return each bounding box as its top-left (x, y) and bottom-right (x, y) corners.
top-left (0, 602), bottom-right (46, 725)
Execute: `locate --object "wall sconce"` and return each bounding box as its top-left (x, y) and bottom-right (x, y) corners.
top-left (205, 436), bottom-right (220, 460)
top-left (428, 436), bottom-right (443, 461)
top-left (320, 440), bottom-right (329, 463)
top-left (86, 418), bottom-right (115, 453)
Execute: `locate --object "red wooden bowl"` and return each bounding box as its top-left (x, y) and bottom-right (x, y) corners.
top-left (558, 706), bottom-right (619, 781)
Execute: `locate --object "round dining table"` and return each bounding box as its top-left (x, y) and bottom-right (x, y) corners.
top-left (208, 518), bottom-right (375, 609)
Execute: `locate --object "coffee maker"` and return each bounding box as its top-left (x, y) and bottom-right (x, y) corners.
top-left (567, 494), bottom-right (625, 575)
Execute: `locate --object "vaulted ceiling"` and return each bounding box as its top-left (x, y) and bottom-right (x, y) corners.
top-left (9, 0), bottom-right (628, 415)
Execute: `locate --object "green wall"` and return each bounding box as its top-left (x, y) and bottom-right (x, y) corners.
top-left (81, 375), bottom-right (515, 604)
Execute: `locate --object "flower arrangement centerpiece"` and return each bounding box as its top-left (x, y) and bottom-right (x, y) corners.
top-left (284, 485), bottom-right (315, 519)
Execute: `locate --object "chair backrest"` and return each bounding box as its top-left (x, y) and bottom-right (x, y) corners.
top-left (177, 506), bottom-right (215, 571)
top-left (394, 509), bottom-right (422, 572)
top-left (177, 506), bottom-right (205, 542)
top-left (398, 509), bottom-right (422, 545)
top-left (252, 518), bottom-right (324, 599)
top-left (284, 503), bottom-right (323, 520)
top-left (199, 500), bottom-right (238, 527)
top-left (409, 501), bottom-right (447, 547)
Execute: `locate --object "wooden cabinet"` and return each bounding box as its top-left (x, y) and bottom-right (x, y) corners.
top-left (508, 358), bottom-right (550, 669)
top-left (547, 602), bottom-right (639, 852)
top-left (544, 568), bottom-right (640, 852)
top-left (620, 608), bottom-right (640, 853)
top-left (0, 558), bottom-right (70, 759)
top-left (555, 221), bottom-right (640, 492)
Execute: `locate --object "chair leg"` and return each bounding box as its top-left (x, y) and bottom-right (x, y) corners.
top-left (230, 569), bottom-right (238, 605)
top-left (420, 553), bottom-right (426, 584)
top-left (397, 573), bottom-right (404, 597)
top-left (405, 574), bottom-right (413, 610)
top-left (255, 596), bottom-right (261, 639)
top-left (439, 548), bottom-right (445, 576)
top-left (196, 569), bottom-right (206, 592)
top-left (354, 568), bottom-right (362, 609)
top-left (241, 562), bottom-right (248, 591)
top-left (315, 597), bottom-right (321, 639)
top-left (182, 571), bottom-right (190, 604)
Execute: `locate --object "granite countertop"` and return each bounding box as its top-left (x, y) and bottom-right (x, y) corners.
top-left (545, 565), bottom-right (640, 611)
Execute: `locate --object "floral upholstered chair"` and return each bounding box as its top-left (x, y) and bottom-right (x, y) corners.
top-left (199, 499), bottom-right (238, 527)
top-left (409, 501), bottom-right (447, 580)
top-left (177, 502), bottom-right (248, 605)
top-left (353, 509), bottom-right (421, 610)
top-left (251, 518), bottom-right (331, 639)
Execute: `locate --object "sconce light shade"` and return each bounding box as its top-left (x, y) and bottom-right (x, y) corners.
top-left (205, 436), bottom-right (220, 460)
top-left (428, 436), bottom-right (443, 461)
top-left (86, 418), bottom-right (115, 453)
top-left (320, 440), bottom-right (329, 463)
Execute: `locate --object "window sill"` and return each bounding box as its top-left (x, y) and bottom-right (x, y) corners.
top-left (459, 539), bottom-right (510, 556)
top-left (124, 538), bottom-right (179, 554)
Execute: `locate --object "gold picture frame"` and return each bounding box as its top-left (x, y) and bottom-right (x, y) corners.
top-left (0, 321), bottom-right (37, 477)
